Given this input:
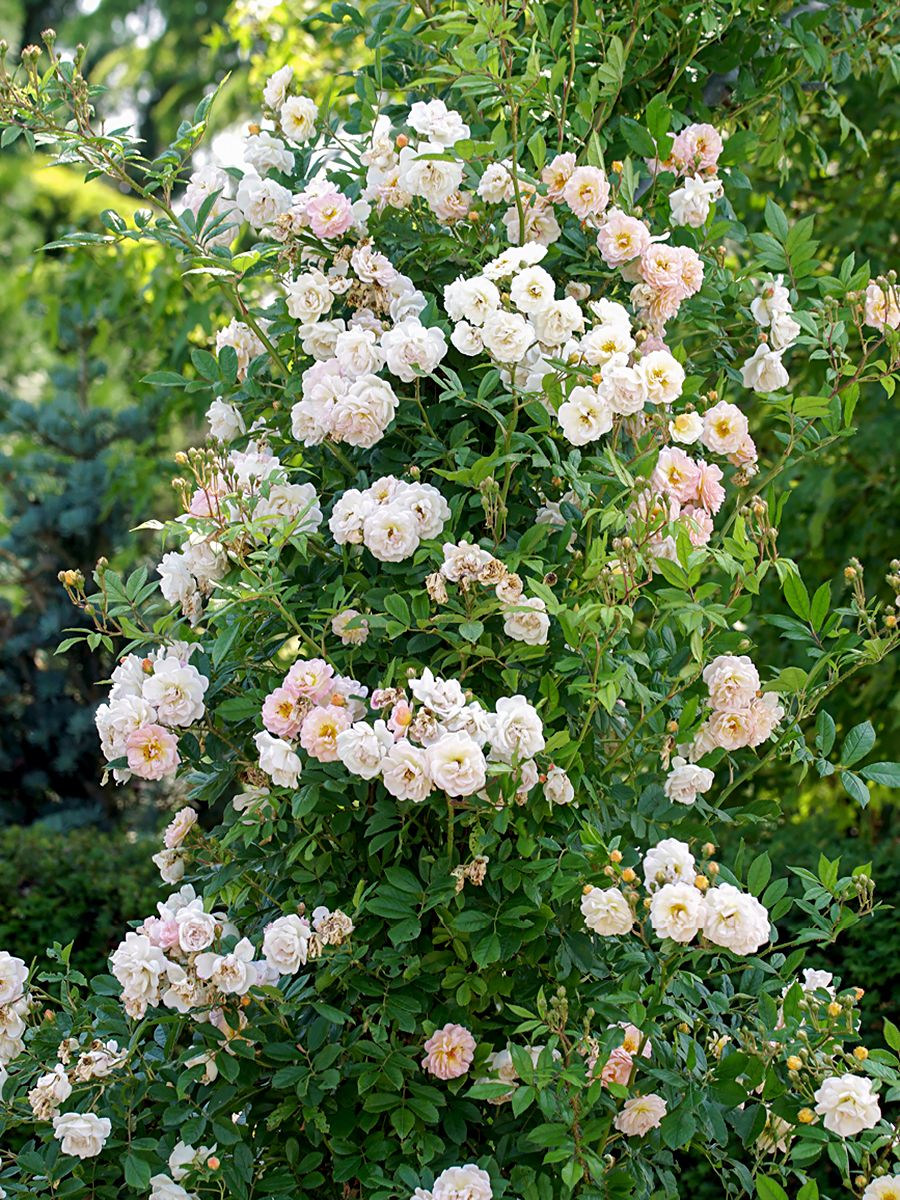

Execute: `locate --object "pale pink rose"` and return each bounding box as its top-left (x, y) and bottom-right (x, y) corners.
top-left (619, 1023), bottom-right (652, 1058)
top-left (747, 693), bottom-right (784, 746)
top-left (388, 700), bottom-right (413, 739)
top-left (653, 447), bottom-right (701, 503)
top-left (599, 1046), bottom-right (634, 1087)
top-left (562, 166), bottom-right (610, 219)
top-left (728, 433), bottom-right (758, 472)
top-left (284, 658), bottom-right (335, 703)
top-left (671, 123), bottom-right (723, 174)
top-left (692, 461), bottom-right (725, 514)
top-left (639, 244), bottom-right (684, 294)
top-left (596, 208), bottom-right (651, 267)
top-left (126, 724), bottom-right (180, 780)
top-left (421, 1022), bottom-right (477, 1079)
top-left (639, 333), bottom-right (671, 355)
top-left (306, 189), bottom-right (354, 239)
top-left (614, 1093), bottom-right (667, 1136)
top-left (299, 704), bottom-right (352, 762)
top-left (673, 245), bottom-right (704, 296)
top-left (164, 806), bottom-right (197, 849)
top-left (262, 686), bottom-right (306, 739)
top-left (542, 152), bottom-right (576, 200)
top-left (680, 505), bottom-right (714, 546)
top-left (864, 281), bottom-right (900, 331)
top-left (708, 707), bottom-right (754, 751)
top-left (703, 654), bottom-right (760, 710)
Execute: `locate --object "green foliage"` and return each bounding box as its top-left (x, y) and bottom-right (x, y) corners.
top-left (0, 824), bottom-right (160, 980)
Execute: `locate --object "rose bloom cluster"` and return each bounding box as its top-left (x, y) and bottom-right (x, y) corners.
top-left (429, 539), bottom-right (551, 647)
top-left (330, 668), bottom-right (555, 807)
top-left (581, 837), bottom-right (771, 956)
top-left (94, 645), bottom-right (208, 784)
top-left (109, 881), bottom-right (353, 1023)
top-left (682, 653), bottom-right (785, 759)
top-left (159, 436), bottom-right (323, 623)
top-left (329, 474), bottom-right (450, 562)
top-left (741, 274), bottom-right (801, 395)
top-left (0, 950), bottom-right (32, 1086)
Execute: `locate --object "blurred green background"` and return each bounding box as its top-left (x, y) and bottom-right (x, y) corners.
top-left (0, 0), bottom-right (896, 1020)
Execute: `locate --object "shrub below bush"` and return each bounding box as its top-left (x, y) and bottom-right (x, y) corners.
top-left (0, 826), bottom-right (160, 980)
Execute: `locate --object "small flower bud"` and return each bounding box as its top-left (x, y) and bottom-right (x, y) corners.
top-left (621, 867), bottom-right (636, 883)
top-left (702, 843), bottom-right (716, 857)
top-left (207, 1156), bottom-right (220, 1171)
top-left (797, 1107), bottom-right (815, 1125)
top-left (174, 450), bottom-right (189, 465)
top-left (395, 134), bottom-right (409, 149)
top-left (707, 861), bottom-right (719, 875)
top-left (853, 1046), bottom-right (868, 1061)
top-left (827, 1001), bottom-right (842, 1018)
top-left (694, 874), bottom-right (709, 891)
top-left (786, 1055), bottom-right (802, 1071)
top-left (855, 987), bottom-right (865, 1000)
top-left (609, 849), bottom-right (623, 863)
top-left (678, 1021), bottom-right (690, 1033)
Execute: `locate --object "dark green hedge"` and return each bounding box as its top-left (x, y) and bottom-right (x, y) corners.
top-left (0, 825), bottom-right (161, 980)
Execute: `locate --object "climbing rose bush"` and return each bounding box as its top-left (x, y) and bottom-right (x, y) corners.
top-left (2, 7), bottom-right (900, 1200)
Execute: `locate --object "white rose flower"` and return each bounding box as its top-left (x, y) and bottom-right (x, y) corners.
top-left (404, 482), bottom-right (451, 539)
top-left (244, 129), bottom-right (294, 175)
top-left (543, 765), bottom-right (574, 805)
top-left (702, 883), bottom-right (771, 955)
top-left (650, 883), bottom-right (705, 943)
top-left (557, 385), bottom-right (613, 446)
top-left (336, 720), bottom-right (393, 778)
top-left (750, 276), bottom-right (791, 326)
top-left (175, 900), bottom-right (218, 954)
top-left (599, 359), bottom-right (647, 416)
top-left (581, 886), bottom-right (633, 935)
top-left (502, 595), bottom-right (550, 645)
top-left (331, 375), bottom-right (399, 448)
top-left (263, 914), bottom-right (313, 974)
top-left (813, 1074), bottom-right (881, 1137)
top-left (142, 657), bottom-right (208, 727)
top-left (255, 731), bottom-right (302, 788)
top-left (740, 344), bottom-right (789, 393)
top-left (333, 327), bottom-right (386, 378)
top-left (254, 482), bottom-right (323, 534)
top-left (443, 275), bottom-right (501, 325)
top-left (637, 350), bottom-right (685, 405)
top-left (263, 65), bottom-right (293, 111)
top-left (664, 757), bottom-right (714, 805)
top-left (206, 398), bottom-right (246, 442)
top-left (668, 411), bottom-right (704, 444)
top-left (862, 1180), bottom-right (900, 1200)
top-left (397, 142), bottom-right (464, 204)
top-left (52, 1111), bottom-right (112, 1159)
top-left (150, 1174), bottom-right (197, 1200)
top-left (381, 318), bottom-right (448, 382)
top-left (480, 310), bottom-right (536, 363)
top-left (532, 297), bottom-right (584, 347)
top-left (381, 742), bottom-right (433, 802)
top-left (477, 161), bottom-right (515, 204)
top-left (152, 849), bottom-right (185, 886)
top-left (409, 669), bottom-right (467, 720)
top-left (363, 504), bottom-right (420, 562)
top-left (450, 322), bottom-right (484, 355)
top-left (285, 269), bottom-right (334, 323)
top-left (235, 175), bottom-right (293, 230)
top-left (642, 838), bottom-right (696, 889)
top-left (580, 323), bottom-right (636, 366)
top-left (407, 99), bottom-right (470, 146)
top-left (490, 695), bottom-right (545, 762)
top-left (701, 401), bottom-right (749, 456)
top-left (157, 552), bottom-right (197, 608)
top-left (768, 310), bottom-right (801, 351)
top-left (483, 242), bottom-right (547, 280)
top-left (669, 174), bottom-right (722, 227)
top-left (431, 1165), bottom-right (492, 1200)
top-left (589, 298), bottom-right (632, 328)
top-left (280, 94), bottom-right (318, 144)
top-left (95, 695), bottom-right (157, 764)
top-left (168, 1141), bottom-right (214, 1182)
top-left (427, 733), bottom-right (487, 797)
top-left (329, 488), bottom-right (376, 545)
top-left (509, 266), bottom-right (556, 315)
top-left (195, 938), bottom-right (258, 996)
top-left (299, 318), bottom-right (346, 360)
top-left (110, 932), bottom-right (168, 1014)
